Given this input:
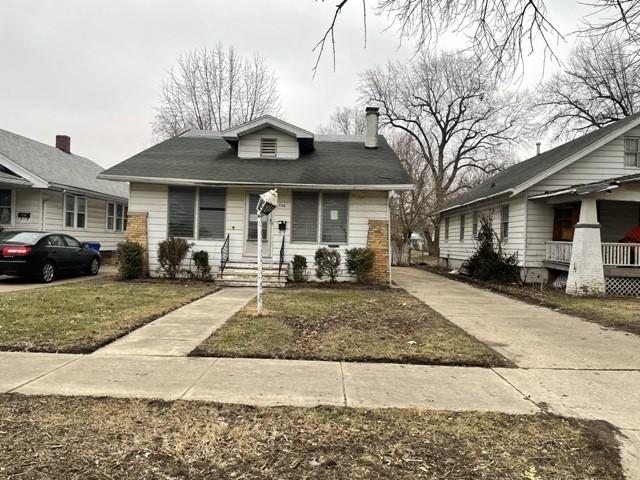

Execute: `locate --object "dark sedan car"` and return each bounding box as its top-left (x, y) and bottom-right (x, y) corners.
top-left (0, 231), bottom-right (100, 283)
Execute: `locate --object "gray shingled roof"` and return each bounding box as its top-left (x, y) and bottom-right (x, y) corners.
top-left (441, 113), bottom-right (640, 212)
top-left (0, 129), bottom-right (128, 199)
top-left (99, 131), bottom-right (412, 187)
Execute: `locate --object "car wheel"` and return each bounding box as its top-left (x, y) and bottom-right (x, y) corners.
top-left (88, 257), bottom-right (100, 275)
top-left (41, 262), bottom-right (55, 283)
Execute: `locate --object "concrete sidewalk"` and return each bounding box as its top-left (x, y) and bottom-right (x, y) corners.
top-left (393, 267), bottom-right (640, 370)
top-left (94, 288), bottom-right (255, 356)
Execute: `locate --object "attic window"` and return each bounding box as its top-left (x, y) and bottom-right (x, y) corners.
top-left (260, 138), bottom-right (277, 158)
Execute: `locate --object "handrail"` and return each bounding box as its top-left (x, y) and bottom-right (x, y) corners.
top-left (220, 233), bottom-right (230, 277)
top-left (278, 236), bottom-right (285, 279)
top-left (545, 241), bottom-right (640, 267)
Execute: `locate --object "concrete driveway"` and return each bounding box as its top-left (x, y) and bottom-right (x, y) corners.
top-left (0, 266), bottom-right (116, 293)
top-left (393, 267), bottom-right (640, 370)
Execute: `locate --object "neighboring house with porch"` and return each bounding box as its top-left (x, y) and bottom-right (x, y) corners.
top-left (0, 129), bottom-right (129, 258)
top-left (98, 108), bottom-right (412, 285)
top-left (438, 113), bottom-right (640, 296)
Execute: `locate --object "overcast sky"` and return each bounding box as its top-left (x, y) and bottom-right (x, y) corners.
top-left (1, 1), bottom-right (587, 168)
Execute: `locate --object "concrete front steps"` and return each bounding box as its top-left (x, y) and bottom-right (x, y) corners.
top-left (217, 261), bottom-right (288, 287)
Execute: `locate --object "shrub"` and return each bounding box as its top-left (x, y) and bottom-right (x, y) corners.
top-left (157, 237), bottom-right (191, 280)
top-left (462, 216), bottom-right (520, 283)
top-left (116, 240), bottom-right (145, 279)
top-left (346, 247), bottom-right (375, 282)
top-left (191, 250), bottom-right (212, 281)
top-left (291, 254), bottom-right (307, 282)
top-left (315, 247), bottom-right (341, 283)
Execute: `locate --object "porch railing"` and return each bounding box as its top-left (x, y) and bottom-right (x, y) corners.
top-left (219, 234), bottom-right (230, 277)
top-left (545, 241), bottom-right (640, 267)
top-left (545, 241), bottom-right (573, 264)
top-left (602, 243), bottom-right (640, 267)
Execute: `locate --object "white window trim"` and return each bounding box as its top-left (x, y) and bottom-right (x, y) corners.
top-left (500, 204), bottom-right (510, 242)
top-left (624, 136), bottom-right (640, 169)
top-left (105, 201), bottom-right (127, 232)
top-left (63, 194), bottom-right (88, 230)
top-left (166, 186), bottom-right (227, 241)
top-left (472, 211), bottom-right (479, 236)
top-left (0, 187), bottom-right (15, 227)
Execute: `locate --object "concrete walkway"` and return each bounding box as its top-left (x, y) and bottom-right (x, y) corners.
top-left (392, 267), bottom-right (640, 370)
top-left (95, 288), bottom-right (255, 356)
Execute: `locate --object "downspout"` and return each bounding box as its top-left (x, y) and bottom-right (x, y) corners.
top-left (522, 193), bottom-right (528, 271)
top-left (387, 190), bottom-right (393, 286)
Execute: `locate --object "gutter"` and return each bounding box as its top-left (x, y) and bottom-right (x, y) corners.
top-left (48, 183), bottom-right (128, 202)
top-left (97, 173), bottom-right (414, 191)
top-left (437, 189), bottom-right (513, 214)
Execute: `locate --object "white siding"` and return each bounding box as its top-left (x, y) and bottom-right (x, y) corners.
top-left (129, 183), bottom-right (390, 279)
top-left (3, 187), bottom-right (125, 251)
top-left (439, 195), bottom-right (527, 266)
top-left (523, 198), bottom-right (554, 267)
top-left (238, 127), bottom-right (299, 159)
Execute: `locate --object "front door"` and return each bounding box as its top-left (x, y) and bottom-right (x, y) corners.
top-left (245, 193), bottom-right (270, 257)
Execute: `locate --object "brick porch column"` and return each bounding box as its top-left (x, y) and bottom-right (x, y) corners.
top-left (566, 198), bottom-right (605, 295)
top-left (124, 211), bottom-right (149, 276)
top-left (367, 220), bottom-right (390, 285)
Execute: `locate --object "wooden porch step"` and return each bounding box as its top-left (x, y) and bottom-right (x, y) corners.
top-left (217, 278), bottom-right (287, 288)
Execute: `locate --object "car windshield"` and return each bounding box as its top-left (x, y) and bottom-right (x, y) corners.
top-left (0, 231), bottom-right (42, 244)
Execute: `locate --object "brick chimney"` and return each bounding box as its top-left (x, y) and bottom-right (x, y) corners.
top-left (56, 135), bottom-right (71, 154)
top-left (365, 106), bottom-right (379, 148)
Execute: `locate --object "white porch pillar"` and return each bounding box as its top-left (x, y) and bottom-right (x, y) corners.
top-left (566, 198), bottom-right (606, 295)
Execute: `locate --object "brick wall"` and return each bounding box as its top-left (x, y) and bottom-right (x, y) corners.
top-left (366, 220), bottom-right (390, 285)
top-left (124, 211), bottom-right (149, 276)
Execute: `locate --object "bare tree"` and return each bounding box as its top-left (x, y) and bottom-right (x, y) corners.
top-left (314, 0), bottom-right (640, 76)
top-left (153, 44), bottom-right (282, 139)
top-left (318, 106), bottom-right (366, 135)
top-left (360, 51), bottom-right (527, 255)
top-left (535, 34), bottom-right (640, 138)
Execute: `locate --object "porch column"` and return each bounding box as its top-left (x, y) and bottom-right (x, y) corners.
top-left (566, 198), bottom-right (605, 295)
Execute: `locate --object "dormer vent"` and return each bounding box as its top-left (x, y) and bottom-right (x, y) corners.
top-left (260, 138), bottom-right (277, 157)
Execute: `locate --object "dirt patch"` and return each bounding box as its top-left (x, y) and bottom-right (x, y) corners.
top-left (193, 287), bottom-right (512, 367)
top-left (0, 394), bottom-right (624, 479)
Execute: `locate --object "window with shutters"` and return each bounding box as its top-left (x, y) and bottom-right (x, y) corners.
top-left (198, 188), bottom-right (226, 239)
top-left (291, 192), bottom-right (319, 242)
top-left (624, 137), bottom-right (640, 167)
top-left (321, 192), bottom-right (349, 244)
top-left (168, 186), bottom-right (195, 238)
top-left (260, 138), bottom-right (277, 158)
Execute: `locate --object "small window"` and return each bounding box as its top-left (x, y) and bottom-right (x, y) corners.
top-left (459, 214), bottom-right (465, 241)
top-left (625, 137), bottom-right (640, 167)
top-left (472, 211), bottom-right (479, 236)
top-left (0, 189), bottom-right (11, 225)
top-left (168, 186), bottom-right (196, 238)
top-left (65, 195), bottom-right (87, 229)
top-left (260, 138), bottom-right (277, 157)
top-left (321, 192), bottom-right (348, 244)
top-left (501, 205), bottom-right (510, 241)
top-left (198, 188), bottom-right (226, 239)
top-left (444, 217), bottom-right (450, 241)
top-left (106, 202), bottom-right (127, 232)
top-left (291, 192), bottom-right (319, 242)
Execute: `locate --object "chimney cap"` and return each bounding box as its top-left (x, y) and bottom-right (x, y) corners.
top-left (365, 106), bottom-right (379, 114)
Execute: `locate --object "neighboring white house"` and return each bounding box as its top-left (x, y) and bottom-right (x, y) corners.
top-left (0, 130), bottom-right (129, 258)
top-left (438, 113), bottom-right (640, 296)
top-left (98, 108), bottom-right (413, 285)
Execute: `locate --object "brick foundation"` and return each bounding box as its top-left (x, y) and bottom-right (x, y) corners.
top-left (366, 220), bottom-right (390, 285)
top-left (124, 211), bottom-right (149, 276)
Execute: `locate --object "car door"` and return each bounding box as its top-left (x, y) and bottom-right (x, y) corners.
top-left (41, 234), bottom-right (72, 271)
top-left (62, 235), bottom-right (88, 272)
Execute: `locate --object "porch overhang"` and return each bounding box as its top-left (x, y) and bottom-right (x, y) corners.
top-left (529, 173), bottom-right (640, 201)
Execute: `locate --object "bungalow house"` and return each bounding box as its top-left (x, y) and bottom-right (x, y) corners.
top-left (98, 107), bottom-right (412, 285)
top-left (438, 113), bottom-right (640, 296)
top-left (0, 130), bottom-right (129, 259)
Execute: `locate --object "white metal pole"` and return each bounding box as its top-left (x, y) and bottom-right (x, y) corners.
top-left (257, 211), bottom-right (263, 314)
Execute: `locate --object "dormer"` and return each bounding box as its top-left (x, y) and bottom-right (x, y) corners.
top-left (222, 115), bottom-right (314, 160)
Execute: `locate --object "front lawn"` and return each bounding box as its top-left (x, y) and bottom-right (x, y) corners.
top-left (0, 280), bottom-right (216, 353)
top-left (0, 394), bottom-right (623, 479)
top-left (193, 287), bottom-right (512, 367)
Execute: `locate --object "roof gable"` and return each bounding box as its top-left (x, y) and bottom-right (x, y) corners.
top-left (440, 113), bottom-right (640, 213)
top-left (221, 115), bottom-right (313, 140)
